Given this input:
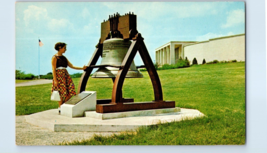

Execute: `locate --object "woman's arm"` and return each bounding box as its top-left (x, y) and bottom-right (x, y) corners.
top-left (67, 59), bottom-right (87, 70)
top-left (51, 56), bottom-right (58, 86)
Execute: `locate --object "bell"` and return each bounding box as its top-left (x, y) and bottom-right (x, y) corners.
top-left (92, 38), bottom-right (143, 78)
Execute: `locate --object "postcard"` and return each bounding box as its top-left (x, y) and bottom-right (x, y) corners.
top-left (15, 2), bottom-right (245, 145)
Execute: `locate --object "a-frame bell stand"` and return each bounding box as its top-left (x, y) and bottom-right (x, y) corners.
top-left (77, 12), bottom-right (175, 113)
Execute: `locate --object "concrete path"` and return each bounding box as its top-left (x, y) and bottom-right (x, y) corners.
top-left (25, 108), bottom-right (204, 132)
top-left (16, 79), bottom-right (52, 87)
top-left (16, 79), bottom-right (119, 145)
top-left (16, 116), bottom-right (119, 145)
top-left (16, 108), bottom-right (204, 145)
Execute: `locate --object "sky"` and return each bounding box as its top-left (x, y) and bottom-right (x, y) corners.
top-left (15, 2), bottom-right (245, 75)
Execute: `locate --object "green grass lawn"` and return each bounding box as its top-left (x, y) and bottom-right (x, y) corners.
top-left (16, 62), bottom-right (245, 145)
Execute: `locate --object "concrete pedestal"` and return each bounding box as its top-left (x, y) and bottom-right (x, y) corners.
top-left (25, 108), bottom-right (205, 132)
top-left (61, 91), bottom-right (96, 118)
top-left (85, 107), bottom-right (181, 120)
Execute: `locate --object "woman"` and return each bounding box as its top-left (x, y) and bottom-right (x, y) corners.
top-left (51, 42), bottom-right (87, 114)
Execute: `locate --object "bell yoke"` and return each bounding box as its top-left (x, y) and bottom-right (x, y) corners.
top-left (78, 12), bottom-right (175, 113)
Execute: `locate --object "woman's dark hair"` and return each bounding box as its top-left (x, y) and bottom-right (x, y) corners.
top-left (54, 42), bottom-right (67, 51)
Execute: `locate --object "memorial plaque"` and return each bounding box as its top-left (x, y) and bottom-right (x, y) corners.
top-left (61, 91), bottom-right (96, 117)
top-left (65, 92), bottom-right (92, 105)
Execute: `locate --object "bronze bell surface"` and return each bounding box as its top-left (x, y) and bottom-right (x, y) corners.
top-left (92, 38), bottom-right (143, 78)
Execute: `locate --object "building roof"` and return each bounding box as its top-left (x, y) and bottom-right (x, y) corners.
top-left (156, 33), bottom-right (246, 49)
top-left (155, 41), bottom-right (197, 51)
top-left (183, 33), bottom-right (245, 47)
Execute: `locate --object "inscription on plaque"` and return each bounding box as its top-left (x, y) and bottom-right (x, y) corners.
top-left (65, 92), bottom-right (92, 105)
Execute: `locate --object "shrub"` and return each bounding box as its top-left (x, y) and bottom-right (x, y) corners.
top-left (175, 59), bottom-right (187, 68)
top-left (202, 59), bottom-right (206, 64)
top-left (16, 70), bottom-right (36, 80)
top-left (161, 64), bottom-right (175, 70)
top-left (230, 59), bottom-right (237, 63)
top-left (207, 60), bottom-right (219, 64)
top-left (213, 60), bottom-right (219, 64)
top-left (192, 58), bottom-right (198, 65)
top-left (154, 62), bottom-right (159, 70)
top-left (18, 75), bottom-right (26, 80)
top-left (154, 58), bottom-right (191, 71)
top-left (157, 59), bottom-right (190, 70)
top-left (185, 57), bottom-right (190, 66)
top-left (168, 64), bottom-right (175, 69)
top-left (139, 68), bottom-right (147, 71)
top-left (24, 73), bottom-right (35, 80)
top-left (70, 73), bottom-right (83, 78)
top-left (40, 74), bottom-right (53, 79)
top-left (16, 70), bottom-right (25, 79)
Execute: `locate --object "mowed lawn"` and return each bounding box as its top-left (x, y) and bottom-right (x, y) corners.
top-left (16, 62), bottom-right (245, 145)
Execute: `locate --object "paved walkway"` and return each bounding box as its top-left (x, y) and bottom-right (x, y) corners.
top-left (16, 116), bottom-right (119, 145)
top-left (16, 108), bottom-right (204, 145)
top-left (16, 79), bottom-right (52, 87)
top-left (16, 79), bottom-right (118, 145)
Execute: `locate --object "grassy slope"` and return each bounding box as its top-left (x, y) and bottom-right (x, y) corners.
top-left (16, 62), bottom-right (245, 145)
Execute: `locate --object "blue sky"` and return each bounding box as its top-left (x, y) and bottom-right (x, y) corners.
top-left (15, 2), bottom-right (245, 75)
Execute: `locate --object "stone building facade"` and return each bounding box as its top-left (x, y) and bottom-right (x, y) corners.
top-left (155, 34), bottom-right (245, 65)
top-left (155, 41), bottom-right (196, 65)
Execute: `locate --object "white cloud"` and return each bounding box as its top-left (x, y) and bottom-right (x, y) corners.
top-left (23, 5), bottom-right (75, 34)
top-left (102, 2), bottom-right (223, 20)
top-left (82, 8), bottom-right (90, 19)
top-left (82, 23), bottom-right (95, 34)
top-left (221, 9), bottom-right (245, 28)
top-left (227, 32), bottom-right (234, 35)
top-left (48, 19), bottom-right (71, 31)
top-left (173, 3), bottom-right (219, 18)
top-left (80, 16), bottom-right (100, 35)
top-left (196, 33), bottom-right (223, 41)
top-left (23, 5), bottom-right (48, 26)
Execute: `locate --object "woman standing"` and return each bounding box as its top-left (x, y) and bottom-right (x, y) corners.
top-left (51, 42), bottom-right (87, 114)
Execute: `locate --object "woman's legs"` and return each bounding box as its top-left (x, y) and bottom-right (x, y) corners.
top-left (58, 98), bottom-right (63, 114)
top-left (58, 100), bottom-right (63, 107)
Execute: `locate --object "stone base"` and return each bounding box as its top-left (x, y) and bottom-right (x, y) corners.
top-left (85, 107), bottom-right (181, 120)
top-left (61, 91), bottom-right (96, 118)
top-left (25, 108), bottom-right (205, 132)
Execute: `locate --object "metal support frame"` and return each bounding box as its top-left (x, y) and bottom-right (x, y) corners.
top-left (78, 33), bottom-right (175, 113)
top-left (77, 44), bottom-right (102, 93)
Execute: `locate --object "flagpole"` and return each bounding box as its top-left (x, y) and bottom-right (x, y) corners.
top-left (38, 37), bottom-right (40, 79)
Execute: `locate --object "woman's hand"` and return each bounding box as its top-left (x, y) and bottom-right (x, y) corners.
top-left (82, 65), bottom-right (88, 70)
top-left (67, 60), bottom-right (88, 71)
top-left (54, 80), bottom-right (59, 87)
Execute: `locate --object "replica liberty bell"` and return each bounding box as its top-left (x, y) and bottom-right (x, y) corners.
top-left (92, 38), bottom-right (143, 78)
top-left (78, 12), bottom-right (175, 113)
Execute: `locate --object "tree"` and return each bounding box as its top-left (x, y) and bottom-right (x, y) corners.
top-left (16, 70), bottom-right (25, 79)
top-left (185, 57), bottom-right (190, 67)
top-left (192, 58), bottom-right (198, 65)
top-left (202, 59), bottom-right (206, 64)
